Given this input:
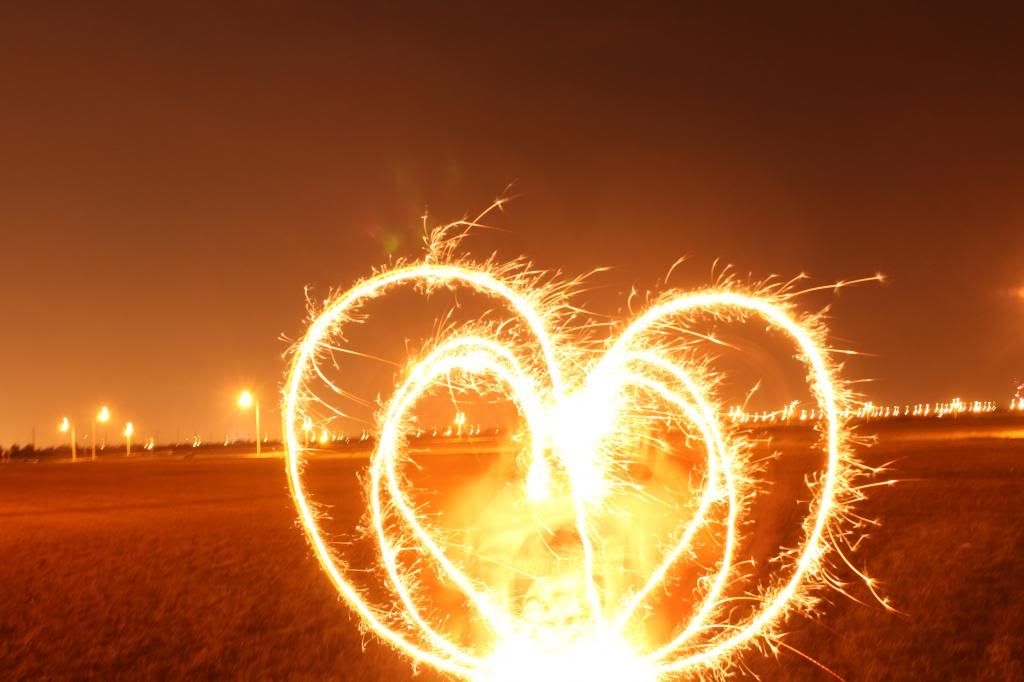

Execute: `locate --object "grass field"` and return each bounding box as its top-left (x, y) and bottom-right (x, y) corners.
top-left (1, 424), bottom-right (1022, 680)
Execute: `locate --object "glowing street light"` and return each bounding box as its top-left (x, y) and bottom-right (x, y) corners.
top-left (93, 405), bottom-right (110, 460)
top-left (238, 390), bottom-right (261, 457)
top-left (123, 422), bottom-right (134, 456)
top-left (59, 417), bottom-right (77, 462)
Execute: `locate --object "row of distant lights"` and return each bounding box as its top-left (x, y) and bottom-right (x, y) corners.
top-left (299, 413), bottom-right (493, 446)
top-left (60, 394), bottom-right (1022, 452)
top-left (57, 407), bottom-right (156, 453)
top-left (59, 392), bottom-right (264, 455)
top-left (727, 397), bottom-right (1004, 425)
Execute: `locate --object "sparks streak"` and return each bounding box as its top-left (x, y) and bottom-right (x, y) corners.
top-left (282, 220), bottom-right (868, 680)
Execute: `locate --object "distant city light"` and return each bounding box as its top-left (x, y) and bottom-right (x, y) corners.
top-left (123, 422), bottom-right (134, 456)
top-left (236, 390), bottom-right (261, 456)
top-left (727, 396), bottom-right (1000, 425)
top-left (59, 416), bottom-right (77, 462)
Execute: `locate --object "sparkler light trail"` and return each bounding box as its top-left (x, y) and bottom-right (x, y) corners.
top-left (282, 211), bottom-right (876, 681)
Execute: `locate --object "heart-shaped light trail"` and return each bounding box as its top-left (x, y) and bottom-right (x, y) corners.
top-left (283, 226), bottom-right (867, 681)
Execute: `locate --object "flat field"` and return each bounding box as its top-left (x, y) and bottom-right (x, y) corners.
top-left (1, 424), bottom-right (1022, 680)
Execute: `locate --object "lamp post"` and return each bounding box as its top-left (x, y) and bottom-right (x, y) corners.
top-left (123, 422), bottom-right (134, 456)
top-left (238, 390), bottom-right (260, 457)
top-left (59, 417), bottom-right (77, 462)
top-left (93, 406), bottom-right (110, 461)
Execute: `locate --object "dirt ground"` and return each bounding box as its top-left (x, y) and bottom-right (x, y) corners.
top-left (1, 425), bottom-right (1022, 680)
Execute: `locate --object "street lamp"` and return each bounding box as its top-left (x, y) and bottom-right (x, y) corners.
top-left (124, 422), bottom-right (134, 456)
top-left (238, 390), bottom-right (260, 457)
top-left (93, 406), bottom-right (110, 460)
top-left (59, 417), bottom-right (77, 462)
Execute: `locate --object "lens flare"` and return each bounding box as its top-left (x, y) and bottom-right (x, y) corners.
top-left (282, 213), bottom-right (874, 680)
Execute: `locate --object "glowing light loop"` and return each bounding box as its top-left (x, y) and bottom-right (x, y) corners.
top-left (282, 238), bottom-right (863, 680)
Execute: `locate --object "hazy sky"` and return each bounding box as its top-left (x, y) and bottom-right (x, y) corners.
top-left (2, 4), bottom-right (1023, 445)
